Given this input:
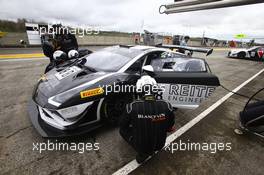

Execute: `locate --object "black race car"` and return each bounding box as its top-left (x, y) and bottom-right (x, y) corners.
top-left (28, 45), bottom-right (220, 137)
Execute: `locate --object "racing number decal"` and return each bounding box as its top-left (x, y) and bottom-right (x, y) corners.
top-left (80, 87), bottom-right (104, 98)
top-left (55, 66), bottom-right (81, 80)
top-left (155, 91), bottom-right (164, 100)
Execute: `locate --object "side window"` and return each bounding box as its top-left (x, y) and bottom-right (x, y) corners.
top-left (150, 52), bottom-right (206, 72)
top-left (126, 56), bottom-right (146, 73)
top-left (126, 51), bottom-right (164, 73)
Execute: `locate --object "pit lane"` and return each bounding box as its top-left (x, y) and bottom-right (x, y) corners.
top-left (0, 47), bottom-right (263, 175)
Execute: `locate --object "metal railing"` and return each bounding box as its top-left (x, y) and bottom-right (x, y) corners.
top-left (160, 0), bottom-right (264, 14)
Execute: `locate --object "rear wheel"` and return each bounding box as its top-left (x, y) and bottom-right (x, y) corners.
top-left (101, 94), bottom-right (134, 125)
top-left (238, 52), bottom-right (246, 59)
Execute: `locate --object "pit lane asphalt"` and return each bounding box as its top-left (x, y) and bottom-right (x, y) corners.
top-left (0, 47), bottom-right (263, 175)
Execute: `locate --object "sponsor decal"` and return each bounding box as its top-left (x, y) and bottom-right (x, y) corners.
top-left (80, 87), bottom-right (104, 98)
top-left (137, 113), bottom-right (166, 122)
top-left (55, 66), bottom-right (81, 80)
top-left (159, 84), bottom-right (216, 107)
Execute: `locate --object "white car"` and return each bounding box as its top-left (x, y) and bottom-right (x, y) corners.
top-left (228, 46), bottom-right (264, 60)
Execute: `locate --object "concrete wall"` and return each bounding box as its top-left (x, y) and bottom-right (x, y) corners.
top-left (0, 33), bottom-right (206, 47)
top-left (0, 32), bottom-right (135, 47)
top-left (188, 40), bottom-right (202, 47)
top-left (77, 35), bottom-right (134, 45)
top-left (0, 32), bottom-right (235, 48)
top-left (0, 32), bottom-right (28, 47)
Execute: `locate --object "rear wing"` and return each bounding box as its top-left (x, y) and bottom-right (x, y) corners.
top-left (155, 43), bottom-right (213, 56)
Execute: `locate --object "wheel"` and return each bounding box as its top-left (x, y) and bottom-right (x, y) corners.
top-left (254, 51), bottom-right (263, 61)
top-left (101, 94), bottom-right (134, 125)
top-left (237, 52), bottom-right (246, 59)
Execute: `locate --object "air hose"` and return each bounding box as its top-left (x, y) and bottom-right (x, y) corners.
top-left (205, 61), bottom-right (262, 101)
top-left (220, 84), bottom-right (261, 101)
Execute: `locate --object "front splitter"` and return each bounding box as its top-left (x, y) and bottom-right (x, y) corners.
top-left (27, 99), bottom-right (102, 138)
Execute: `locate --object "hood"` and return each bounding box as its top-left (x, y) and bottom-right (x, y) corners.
top-left (34, 65), bottom-right (110, 106)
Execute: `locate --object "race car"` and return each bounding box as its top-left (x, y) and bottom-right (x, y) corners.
top-left (227, 46), bottom-right (264, 60)
top-left (28, 44), bottom-right (220, 137)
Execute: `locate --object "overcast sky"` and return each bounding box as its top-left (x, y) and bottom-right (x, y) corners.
top-left (1, 0), bottom-right (264, 41)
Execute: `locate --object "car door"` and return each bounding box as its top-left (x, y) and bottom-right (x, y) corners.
top-left (148, 51), bottom-right (220, 109)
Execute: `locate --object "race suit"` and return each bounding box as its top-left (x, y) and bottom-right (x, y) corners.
top-left (119, 98), bottom-right (175, 155)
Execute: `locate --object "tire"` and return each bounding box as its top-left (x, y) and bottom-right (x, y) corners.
top-left (254, 52), bottom-right (262, 60)
top-left (100, 93), bottom-right (134, 125)
top-left (237, 52), bottom-right (246, 59)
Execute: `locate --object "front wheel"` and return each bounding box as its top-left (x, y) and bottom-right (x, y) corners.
top-left (101, 94), bottom-right (134, 125)
top-left (238, 52), bottom-right (246, 59)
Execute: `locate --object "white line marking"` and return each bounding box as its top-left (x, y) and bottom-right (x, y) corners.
top-left (0, 57), bottom-right (46, 62)
top-left (112, 68), bottom-right (264, 175)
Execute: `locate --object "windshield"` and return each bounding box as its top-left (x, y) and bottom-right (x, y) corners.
top-left (248, 46), bottom-right (260, 51)
top-left (84, 50), bottom-right (131, 72)
top-left (83, 46), bottom-right (144, 72)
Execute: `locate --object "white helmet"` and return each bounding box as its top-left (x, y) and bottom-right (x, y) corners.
top-left (53, 50), bottom-right (67, 60)
top-left (68, 50), bottom-right (79, 59)
top-left (136, 75), bottom-right (157, 96)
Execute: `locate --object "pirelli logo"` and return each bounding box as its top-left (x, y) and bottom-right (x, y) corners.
top-left (80, 87), bottom-right (104, 98)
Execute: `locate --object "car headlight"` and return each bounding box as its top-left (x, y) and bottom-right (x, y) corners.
top-left (49, 89), bottom-right (78, 106)
top-left (48, 86), bottom-right (91, 107)
top-left (57, 101), bottom-right (93, 119)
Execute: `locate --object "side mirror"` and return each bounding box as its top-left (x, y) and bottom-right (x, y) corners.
top-left (142, 65), bottom-right (154, 73)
